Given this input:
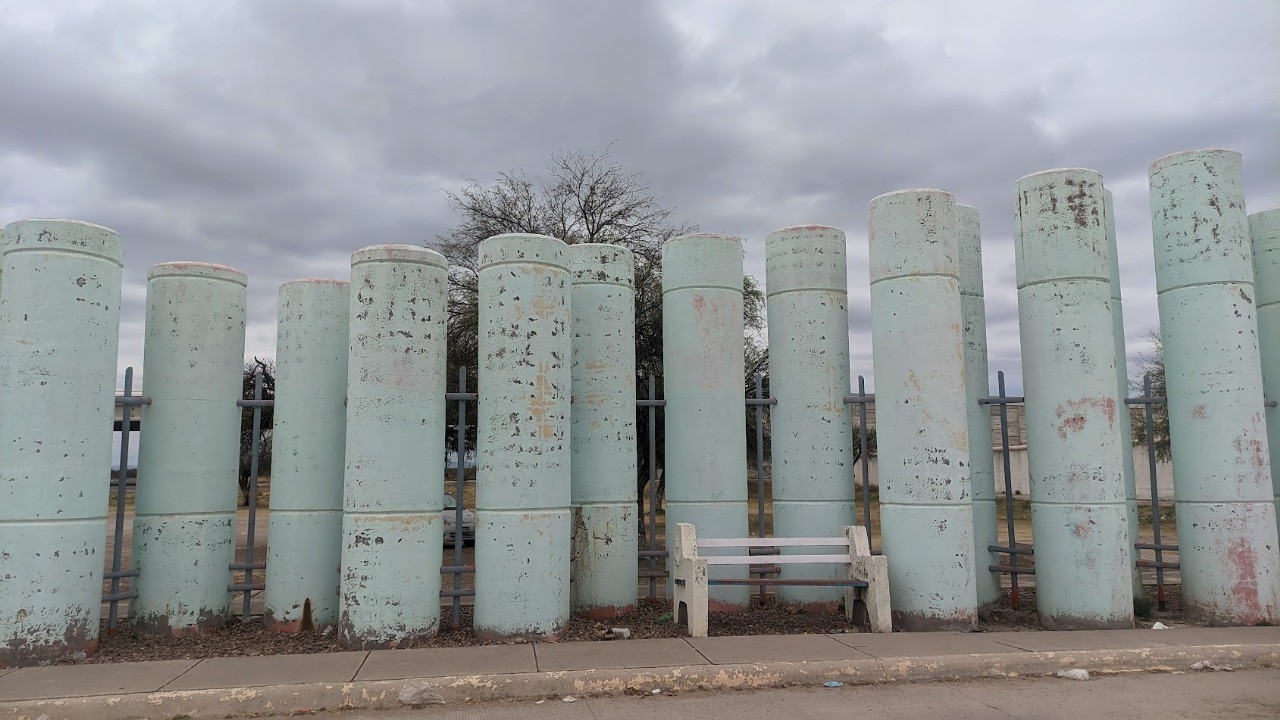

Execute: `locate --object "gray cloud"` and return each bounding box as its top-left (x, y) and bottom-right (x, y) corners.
top-left (2, 0), bottom-right (1276, 395)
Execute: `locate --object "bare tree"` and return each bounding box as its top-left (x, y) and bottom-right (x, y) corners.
top-left (434, 148), bottom-right (768, 538)
top-left (1130, 329), bottom-right (1170, 461)
top-left (239, 357), bottom-right (275, 506)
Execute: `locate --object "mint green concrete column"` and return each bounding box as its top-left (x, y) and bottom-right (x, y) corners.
top-left (957, 206), bottom-right (1000, 614)
top-left (265, 279), bottom-right (350, 632)
top-left (0, 220), bottom-right (122, 666)
top-left (475, 234), bottom-right (572, 640)
top-left (663, 234), bottom-right (749, 610)
top-left (339, 246), bottom-right (447, 648)
top-left (1149, 149), bottom-right (1280, 625)
top-left (1016, 169), bottom-right (1133, 629)
top-left (568, 244), bottom-right (637, 619)
top-left (766, 225), bottom-right (855, 611)
top-left (1250, 208), bottom-right (1280, 538)
top-left (1105, 190), bottom-right (1145, 597)
top-left (868, 190), bottom-right (976, 630)
top-left (133, 262), bottom-right (247, 635)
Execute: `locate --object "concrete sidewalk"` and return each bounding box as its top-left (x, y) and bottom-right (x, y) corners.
top-left (2, 626), bottom-right (1277, 719)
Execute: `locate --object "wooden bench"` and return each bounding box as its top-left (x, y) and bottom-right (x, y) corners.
top-left (670, 522), bottom-right (891, 637)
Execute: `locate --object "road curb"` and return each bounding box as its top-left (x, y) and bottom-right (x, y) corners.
top-left (4, 643), bottom-right (1277, 719)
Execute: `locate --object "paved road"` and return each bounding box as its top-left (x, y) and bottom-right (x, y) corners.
top-left (263, 669), bottom-right (1280, 719)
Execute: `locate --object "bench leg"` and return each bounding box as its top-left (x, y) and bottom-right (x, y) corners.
top-left (852, 556), bottom-right (892, 633)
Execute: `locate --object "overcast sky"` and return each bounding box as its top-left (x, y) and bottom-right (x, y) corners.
top-left (3, 0), bottom-right (1277, 393)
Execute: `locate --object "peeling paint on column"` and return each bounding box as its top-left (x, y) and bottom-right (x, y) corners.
top-left (662, 234), bottom-right (750, 610)
top-left (0, 220), bottom-right (123, 666)
top-left (868, 190), bottom-right (977, 631)
top-left (956, 207), bottom-right (1000, 614)
top-left (1250, 208), bottom-right (1280, 539)
top-left (1150, 149), bottom-right (1280, 625)
top-left (133, 262), bottom-right (247, 635)
top-left (474, 234), bottom-right (572, 640)
top-left (265, 279), bottom-right (350, 632)
top-left (765, 225), bottom-right (855, 610)
top-left (339, 246), bottom-right (446, 648)
top-left (568, 244), bottom-right (638, 619)
top-left (1105, 191), bottom-right (1145, 597)
top-left (1016, 169), bottom-right (1134, 629)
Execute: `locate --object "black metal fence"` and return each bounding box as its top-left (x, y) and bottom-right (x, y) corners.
top-left (103, 367), bottom-right (1182, 628)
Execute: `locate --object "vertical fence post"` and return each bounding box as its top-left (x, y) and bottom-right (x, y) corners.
top-left (857, 376), bottom-right (871, 548)
top-left (241, 371), bottom-right (264, 620)
top-left (452, 367), bottom-right (468, 628)
top-left (754, 374), bottom-right (766, 603)
top-left (997, 371), bottom-right (1019, 609)
top-left (647, 374), bottom-right (658, 600)
top-left (1143, 373), bottom-right (1166, 610)
top-left (108, 368), bottom-right (136, 633)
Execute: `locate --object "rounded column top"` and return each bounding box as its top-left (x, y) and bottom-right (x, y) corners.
top-left (956, 205), bottom-right (984, 298)
top-left (148, 261), bottom-right (246, 286)
top-left (867, 189), bottom-right (957, 282)
top-left (280, 278), bottom-right (350, 300)
top-left (352, 244), bottom-right (447, 269)
top-left (3, 218), bottom-right (123, 265)
top-left (1250, 208), bottom-right (1280, 307)
top-left (662, 233), bottom-right (744, 293)
top-left (1149, 148), bottom-right (1251, 291)
top-left (765, 224), bottom-right (847, 295)
top-left (478, 233), bottom-right (567, 270)
top-left (567, 243), bottom-right (634, 287)
top-left (1014, 167), bottom-right (1109, 288)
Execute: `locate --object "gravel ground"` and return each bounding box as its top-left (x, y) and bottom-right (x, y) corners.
top-left (78, 583), bottom-right (1188, 664)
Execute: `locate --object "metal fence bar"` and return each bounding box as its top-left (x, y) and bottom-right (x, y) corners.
top-left (107, 367), bottom-right (139, 632)
top-left (979, 370), bottom-right (1029, 607)
top-left (753, 375), bottom-right (767, 603)
top-left (234, 372), bottom-right (265, 620)
top-left (848, 376), bottom-right (873, 551)
top-left (1143, 373), bottom-right (1170, 609)
top-left (451, 367), bottom-right (468, 627)
top-left (646, 374), bottom-right (658, 599)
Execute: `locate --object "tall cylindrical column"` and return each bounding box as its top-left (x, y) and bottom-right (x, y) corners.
top-left (339, 246), bottom-right (447, 648)
top-left (1250, 208), bottom-right (1280, 537)
top-left (568, 244), bottom-right (638, 619)
top-left (663, 234), bottom-right (749, 610)
top-left (766, 225), bottom-right (855, 610)
top-left (868, 190), bottom-right (976, 630)
top-left (956, 206), bottom-right (1000, 614)
top-left (0, 220), bottom-right (122, 666)
top-left (265, 279), bottom-right (350, 632)
top-left (1105, 190), bottom-right (1145, 597)
top-left (474, 234), bottom-right (572, 640)
top-left (1150, 150), bottom-right (1280, 625)
top-left (1016, 169), bottom-right (1133, 629)
top-left (133, 262), bottom-right (247, 635)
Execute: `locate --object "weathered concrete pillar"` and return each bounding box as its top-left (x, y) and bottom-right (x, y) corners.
top-left (568, 244), bottom-right (638, 619)
top-left (264, 279), bottom-right (350, 632)
top-left (1016, 169), bottom-right (1133, 629)
top-left (339, 245), bottom-right (447, 648)
top-left (0, 220), bottom-right (122, 665)
top-left (663, 234), bottom-right (749, 610)
top-left (474, 234), bottom-right (572, 640)
top-left (1150, 149), bottom-right (1280, 625)
top-left (1105, 191), bottom-right (1145, 597)
top-left (765, 225), bottom-right (855, 610)
top-left (1251, 208), bottom-right (1280, 537)
top-left (956, 206), bottom-right (1000, 614)
top-left (133, 262), bottom-right (247, 635)
top-left (867, 190), bottom-right (977, 630)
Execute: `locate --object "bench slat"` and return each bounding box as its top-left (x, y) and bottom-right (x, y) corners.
top-left (704, 554), bottom-right (853, 565)
top-left (696, 537), bottom-right (850, 548)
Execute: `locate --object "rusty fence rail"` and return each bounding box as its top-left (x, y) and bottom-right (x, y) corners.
top-left (104, 367), bottom-right (1186, 625)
